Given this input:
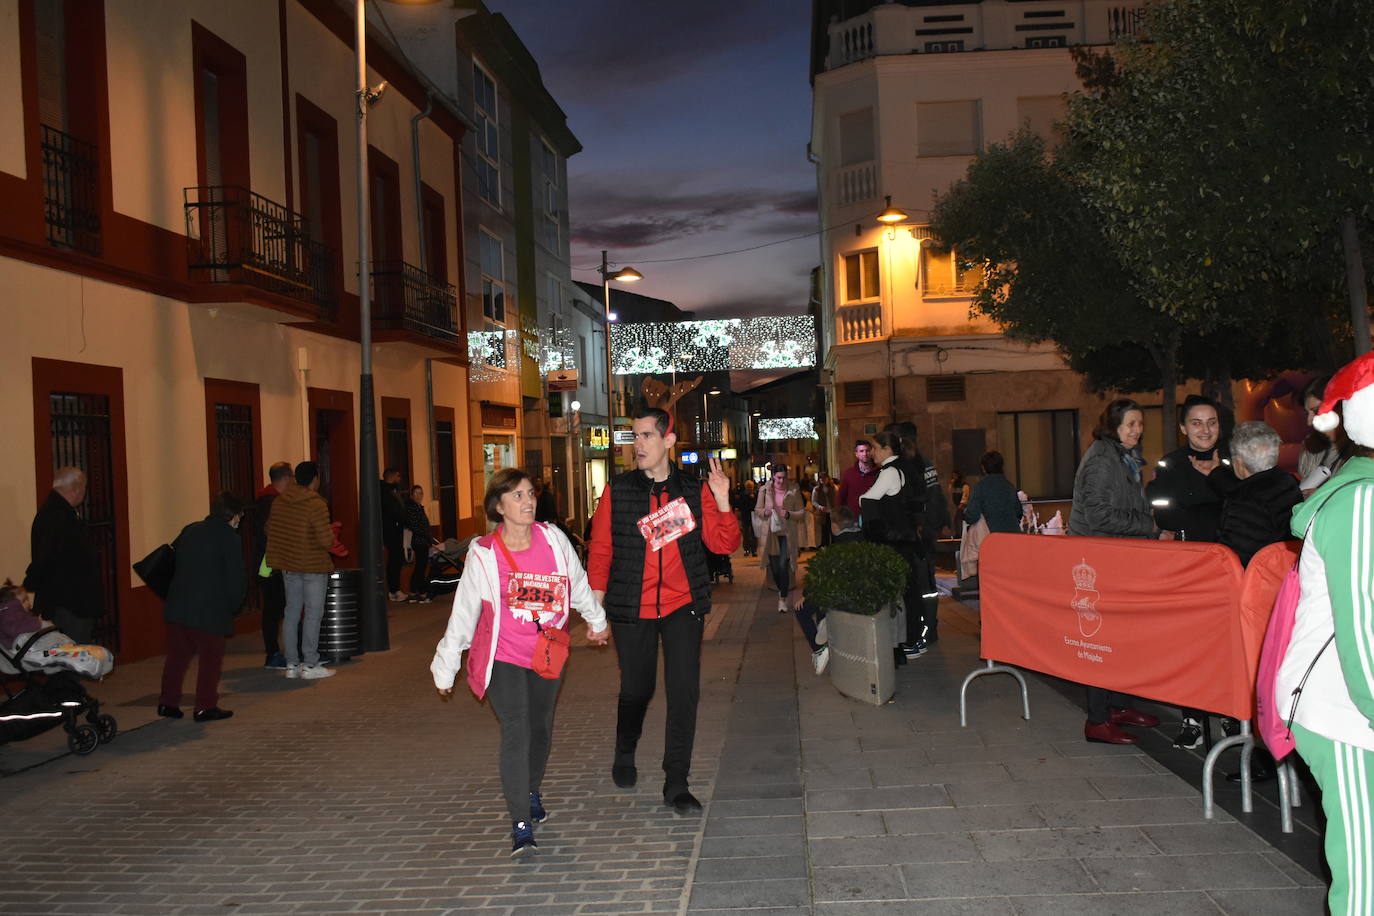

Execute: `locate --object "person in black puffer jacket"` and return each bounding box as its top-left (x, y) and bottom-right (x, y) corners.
top-left (1147, 394), bottom-right (1237, 542)
top-left (405, 485), bottom-right (435, 603)
top-left (1216, 422), bottom-right (1302, 566)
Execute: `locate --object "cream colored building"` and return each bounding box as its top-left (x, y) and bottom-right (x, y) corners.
top-left (0, 0), bottom-right (480, 659)
top-left (811, 1), bottom-right (1159, 499)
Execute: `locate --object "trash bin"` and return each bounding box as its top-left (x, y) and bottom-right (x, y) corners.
top-left (319, 569), bottom-right (366, 663)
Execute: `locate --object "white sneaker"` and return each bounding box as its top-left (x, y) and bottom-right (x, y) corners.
top-left (815, 618), bottom-right (828, 646)
top-left (300, 664), bottom-right (335, 680)
top-left (285, 664), bottom-right (301, 679)
top-left (777, 596), bottom-right (788, 613)
top-left (812, 646), bottom-right (830, 676)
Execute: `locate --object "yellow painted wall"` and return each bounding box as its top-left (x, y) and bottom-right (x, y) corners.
top-left (0, 0), bottom-right (24, 180)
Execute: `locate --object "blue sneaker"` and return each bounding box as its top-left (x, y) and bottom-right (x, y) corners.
top-left (263, 652), bottom-right (287, 670)
top-left (530, 792), bottom-right (548, 824)
top-left (902, 639), bottom-right (929, 659)
top-left (510, 820), bottom-right (537, 858)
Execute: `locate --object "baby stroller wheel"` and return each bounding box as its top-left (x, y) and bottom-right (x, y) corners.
top-left (68, 723), bottom-right (99, 756)
top-left (94, 713), bottom-right (117, 744)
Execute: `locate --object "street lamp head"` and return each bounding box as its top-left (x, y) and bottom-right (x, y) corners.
top-left (612, 266), bottom-right (643, 282)
top-left (752, 410), bottom-right (762, 417)
top-left (570, 399), bottom-right (581, 412)
top-left (708, 387), bottom-right (722, 396)
top-left (876, 195), bottom-right (908, 224)
top-left (607, 311), bottom-right (618, 322)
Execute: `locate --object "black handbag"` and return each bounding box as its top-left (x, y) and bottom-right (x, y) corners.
top-left (133, 543), bottom-right (176, 598)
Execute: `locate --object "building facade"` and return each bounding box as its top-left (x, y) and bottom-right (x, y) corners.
top-left (0, 0), bottom-right (477, 659)
top-left (811, 0), bottom-right (1161, 508)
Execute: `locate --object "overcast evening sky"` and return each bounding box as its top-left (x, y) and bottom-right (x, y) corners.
top-left (490, 0), bottom-right (818, 319)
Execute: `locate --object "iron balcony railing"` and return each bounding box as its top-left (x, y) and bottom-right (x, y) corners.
top-left (42, 124), bottom-right (101, 255)
top-left (184, 185), bottom-right (337, 320)
top-left (371, 259), bottom-right (459, 342)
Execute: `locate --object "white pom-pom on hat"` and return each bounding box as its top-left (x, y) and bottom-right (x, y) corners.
top-left (1313, 351), bottom-right (1374, 448)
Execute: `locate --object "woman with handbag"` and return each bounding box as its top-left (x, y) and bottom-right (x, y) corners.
top-left (431, 468), bottom-right (609, 858)
top-left (754, 464), bottom-right (804, 612)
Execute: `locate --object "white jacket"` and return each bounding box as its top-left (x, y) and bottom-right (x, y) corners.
top-left (430, 523), bottom-right (607, 698)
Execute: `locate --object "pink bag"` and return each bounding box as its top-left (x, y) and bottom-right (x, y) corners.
top-left (1254, 564), bottom-right (1304, 761)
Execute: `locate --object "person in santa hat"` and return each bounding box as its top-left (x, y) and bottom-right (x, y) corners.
top-left (1276, 350), bottom-right (1374, 915)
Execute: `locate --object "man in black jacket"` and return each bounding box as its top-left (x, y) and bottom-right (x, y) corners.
top-left (1216, 422), bottom-right (1302, 566)
top-left (380, 468), bottom-right (408, 600)
top-left (24, 467), bottom-right (102, 643)
top-left (886, 421), bottom-right (948, 649)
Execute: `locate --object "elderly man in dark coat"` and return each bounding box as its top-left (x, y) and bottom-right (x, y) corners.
top-left (24, 466), bottom-right (103, 643)
top-left (156, 492), bottom-right (247, 722)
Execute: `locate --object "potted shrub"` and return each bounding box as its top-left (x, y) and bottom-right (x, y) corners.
top-left (802, 541), bottom-right (909, 705)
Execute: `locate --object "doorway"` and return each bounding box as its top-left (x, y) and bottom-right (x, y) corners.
top-left (308, 387), bottom-right (357, 561)
top-left (433, 406), bottom-right (458, 540)
top-left (482, 434), bottom-right (515, 489)
top-left (31, 358), bottom-right (130, 652)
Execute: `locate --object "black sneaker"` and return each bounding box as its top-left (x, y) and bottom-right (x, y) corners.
top-left (666, 791), bottom-right (703, 817)
top-left (510, 820), bottom-right (537, 857)
top-left (611, 764), bottom-right (637, 788)
top-left (1173, 718), bottom-right (1203, 750)
top-left (903, 639), bottom-right (929, 659)
top-left (1220, 716), bottom-right (1241, 737)
top-left (530, 792), bottom-right (548, 824)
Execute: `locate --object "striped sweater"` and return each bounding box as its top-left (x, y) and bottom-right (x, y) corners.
top-left (264, 484), bottom-right (334, 574)
top-left (1278, 457), bottom-right (1374, 752)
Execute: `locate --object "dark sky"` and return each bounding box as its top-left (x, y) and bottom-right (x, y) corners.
top-left (492, 0), bottom-right (818, 318)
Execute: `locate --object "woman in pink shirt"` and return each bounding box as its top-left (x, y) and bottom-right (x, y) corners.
top-left (431, 469), bottom-right (609, 857)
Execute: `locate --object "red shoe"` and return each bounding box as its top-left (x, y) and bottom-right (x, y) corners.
top-left (1108, 707), bottom-right (1160, 728)
top-left (1085, 720), bottom-right (1139, 745)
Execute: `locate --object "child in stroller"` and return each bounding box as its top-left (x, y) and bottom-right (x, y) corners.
top-left (0, 581), bottom-right (117, 756)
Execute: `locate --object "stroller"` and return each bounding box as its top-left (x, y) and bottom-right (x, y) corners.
top-left (707, 550), bottom-right (734, 585)
top-left (425, 537), bottom-right (471, 597)
top-left (1, 626), bottom-right (117, 756)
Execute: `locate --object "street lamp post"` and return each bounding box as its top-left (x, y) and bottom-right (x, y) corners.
top-left (597, 250), bottom-right (642, 434)
top-left (355, 0), bottom-right (443, 653)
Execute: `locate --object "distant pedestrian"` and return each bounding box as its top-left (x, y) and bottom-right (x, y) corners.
top-left (24, 467), bottom-right (102, 644)
top-left (432, 468), bottom-right (609, 857)
top-left (811, 472), bottom-right (837, 548)
top-left (964, 452), bottom-right (1022, 534)
top-left (265, 461), bottom-right (336, 680)
top-left (755, 464), bottom-right (804, 613)
top-left (836, 440), bottom-right (877, 519)
top-left (731, 484), bottom-right (757, 557)
top-left (156, 492), bottom-right (247, 722)
top-left (535, 478), bottom-right (559, 524)
top-left (405, 485), bottom-right (434, 603)
top-left (254, 461), bottom-right (293, 669)
top-left (381, 468), bottom-right (408, 601)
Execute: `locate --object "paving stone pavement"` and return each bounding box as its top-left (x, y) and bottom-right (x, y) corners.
top-left (2, 552), bottom-right (1329, 915)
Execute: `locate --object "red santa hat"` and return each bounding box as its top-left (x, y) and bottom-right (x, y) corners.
top-left (1312, 351), bottom-right (1374, 448)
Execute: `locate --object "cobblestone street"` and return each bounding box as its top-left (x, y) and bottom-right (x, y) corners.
top-left (3, 555), bottom-right (1328, 914)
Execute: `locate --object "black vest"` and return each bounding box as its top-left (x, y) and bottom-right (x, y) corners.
top-left (604, 464), bottom-right (712, 623)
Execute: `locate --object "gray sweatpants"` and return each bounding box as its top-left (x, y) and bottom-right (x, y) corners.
top-left (486, 661), bottom-right (562, 825)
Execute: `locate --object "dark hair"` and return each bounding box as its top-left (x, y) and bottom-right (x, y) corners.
top-left (770, 463), bottom-right (788, 477)
top-left (382, 467), bottom-right (400, 478)
top-left (294, 461), bottom-right (319, 486)
top-left (883, 421), bottom-right (919, 458)
top-left (411, 485), bottom-right (423, 497)
top-left (268, 461), bottom-right (293, 484)
top-left (1179, 394), bottom-right (1218, 424)
top-left (1299, 375), bottom-right (1329, 406)
top-left (854, 439), bottom-right (872, 450)
top-left (1093, 398), bottom-right (1144, 442)
top-left (484, 468), bottom-right (534, 524)
top-left (632, 405), bottom-right (671, 437)
top-left (211, 490), bottom-right (245, 520)
top-left (872, 431), bottom-right (901, 453)
top-left (980, 450), bottom-right (1005, 475)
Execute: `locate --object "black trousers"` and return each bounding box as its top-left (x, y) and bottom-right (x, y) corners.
top-left (611, 608), bottom-right (704, 799)
top-left (486, 661), bottom-right (562, 825)
top-left (48, 606), bottom-right (95, 644)
top-left (1086, 687), bottom-right (1133, 724)
top-left (383, 527), bottom-right (404, 593)
top-left (409, 544), bottom-right (430, 596)
top-left (260, 570), bottom-right (285, 656)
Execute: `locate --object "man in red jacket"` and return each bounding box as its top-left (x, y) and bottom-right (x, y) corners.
top-left (837, 439), bottom-right (878, 519)
top-left (589, 406), bottom-right (739, 816)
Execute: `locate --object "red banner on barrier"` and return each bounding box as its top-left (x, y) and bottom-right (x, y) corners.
top-left (980, 533), bottom-right (1260, 720)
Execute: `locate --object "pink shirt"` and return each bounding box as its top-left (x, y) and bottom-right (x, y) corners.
top-left (492, 526), bottom-right (563, 668)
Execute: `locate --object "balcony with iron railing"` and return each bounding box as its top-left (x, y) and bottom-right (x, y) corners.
top-left (184, 186), bottom-right (337, 320)
top-left (42, 125), bottom-right (101, 255)
top-left (370, 259), bottom-right (460, 343)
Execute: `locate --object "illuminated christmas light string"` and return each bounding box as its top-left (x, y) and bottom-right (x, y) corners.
top-left (610, 315), bottom-right (816, 375)
top-left (758, 417), bottom-right (819, 440)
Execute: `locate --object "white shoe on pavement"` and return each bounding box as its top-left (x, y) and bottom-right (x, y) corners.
top-left (815, 618), bottom-right (828, 646)
top-left (300, 664), bottom-right (335, 680)
top-left (812, 646), bottom-right (830, 676)
top-left (777, 596), bottom-right (788, 613)
top-left (285, 664), bottom-right (301, 679)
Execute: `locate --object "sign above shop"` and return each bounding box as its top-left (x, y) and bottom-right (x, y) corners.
top-left (547, 369), bottom-right (579, 392)
top-left (613, 429), bottom-right (635, 445)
